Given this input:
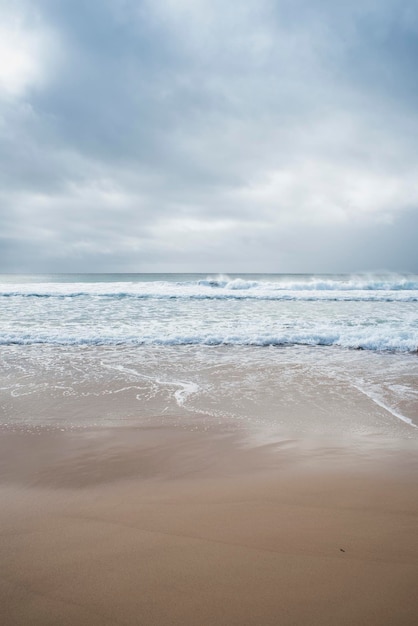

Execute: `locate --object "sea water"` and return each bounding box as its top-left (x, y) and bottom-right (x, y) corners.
top-left (0, 273), bottom-right (417, 439)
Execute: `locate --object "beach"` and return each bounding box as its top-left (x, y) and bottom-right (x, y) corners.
top-left (1, 274), bottom-right (418, 623)
top-left (1, 421), bottom-right (418, 625)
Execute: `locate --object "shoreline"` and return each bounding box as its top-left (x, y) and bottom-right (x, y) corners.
top-left (1, 425), bottom-right (418, 625)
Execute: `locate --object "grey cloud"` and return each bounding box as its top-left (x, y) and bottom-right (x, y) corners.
top-left (0, 0), bottom-right (417, 272)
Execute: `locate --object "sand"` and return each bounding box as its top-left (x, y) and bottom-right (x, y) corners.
top-left (1, 425), bottom-right (418, 625)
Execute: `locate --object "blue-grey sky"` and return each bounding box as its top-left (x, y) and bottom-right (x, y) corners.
top-left (1, 0), bottom-right (418, 273)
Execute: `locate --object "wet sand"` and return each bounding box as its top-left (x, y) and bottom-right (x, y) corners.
top-left (1, 425), bottom-right (418, 625)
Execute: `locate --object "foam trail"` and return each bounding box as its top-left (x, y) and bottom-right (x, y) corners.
top-left (174, 381), bottom-right (199, 407)
top-left (100, 361), bottom-right (199, 408)
top-left (352, 384), bottom-right (417, 428)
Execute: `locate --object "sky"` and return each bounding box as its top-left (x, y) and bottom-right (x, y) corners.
top-left (1, 0), bottom-right (418, 273)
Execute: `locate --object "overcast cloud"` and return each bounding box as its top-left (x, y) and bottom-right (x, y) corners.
top-left (1, 0), bottom-right (417, 273)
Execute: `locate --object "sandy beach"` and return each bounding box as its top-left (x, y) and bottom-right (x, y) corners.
top-left (1, 424), bottom-right (418, 625)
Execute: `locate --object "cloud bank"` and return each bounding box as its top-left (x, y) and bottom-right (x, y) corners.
top-left (1, 0), bottom-right (417, 272)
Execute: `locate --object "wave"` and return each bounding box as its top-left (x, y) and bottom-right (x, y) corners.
top-left (197, 275), bottom-right (259, 289)
top-left (198, 274), bottom-right (418, 291)
top-left (1, 331), bottom-right (417, 352)
top-left (1, 293), bottom-right (417, 302)
top-left (1, 274), bottom-right (418, 302)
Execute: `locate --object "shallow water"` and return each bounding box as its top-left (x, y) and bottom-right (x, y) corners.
top-left (1, 344), bottom-right (417, 442)
top-left (1, 274), bottom-right (417, 440)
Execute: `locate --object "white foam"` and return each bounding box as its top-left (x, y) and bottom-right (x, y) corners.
top-left (1, 273), bottom-right (418, 302)
top-left (352, 384), bottom-right (417, 428)
top-left (99, 360), bottom-right (199, 408)
top-left (174, 381), bottom-right (200, 407)
top-left (1, 327), bottom-right (417, 352)
top-left (1, 274), bottom-right (417, 353)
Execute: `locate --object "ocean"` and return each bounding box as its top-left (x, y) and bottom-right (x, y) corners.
top-left (1, 273), bottom-right (417, 439)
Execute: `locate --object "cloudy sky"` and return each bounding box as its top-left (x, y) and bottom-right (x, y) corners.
top-left (1, 0), bottom-right (417, 273)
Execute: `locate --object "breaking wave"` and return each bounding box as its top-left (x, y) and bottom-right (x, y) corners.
top-left (1, 274), bottom-right (418, 302)
top-left (1, 330), bottom-right (417, 352)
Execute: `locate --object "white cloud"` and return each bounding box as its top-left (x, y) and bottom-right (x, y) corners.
top-left (0, 5), bottom-right (52, 97)
top-left (234, 159), bottom-right (418, 226)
